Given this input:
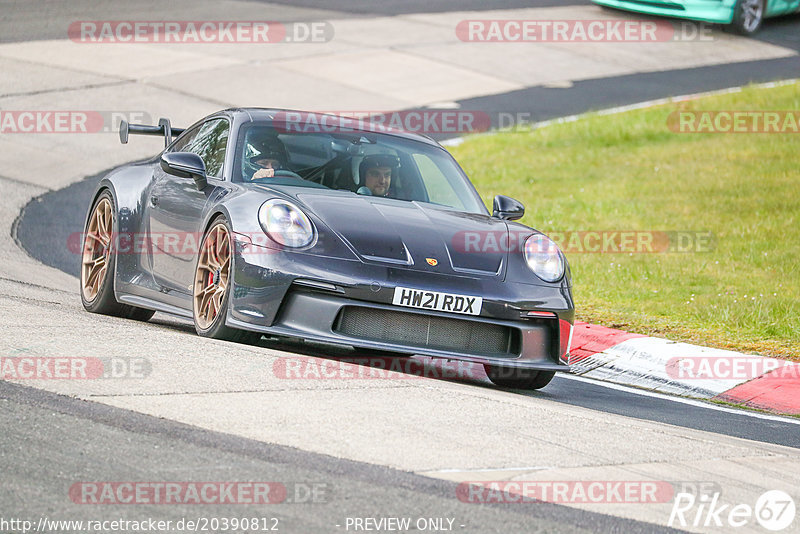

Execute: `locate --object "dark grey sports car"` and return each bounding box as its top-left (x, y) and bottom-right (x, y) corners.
top-left (80, 109), bottom-right (574, 389)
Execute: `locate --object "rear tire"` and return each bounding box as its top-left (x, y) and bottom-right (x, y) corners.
top-left (193, 216), bottom-right (261, 344)
top-left (726, 0), bottom-right (765, 35)
top-left (80, 190), bottom-right (155, 322)
top-left (483, 365), bottom-right (555, 390)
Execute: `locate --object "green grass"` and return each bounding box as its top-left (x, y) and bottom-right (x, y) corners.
top-left (709, 399), bottom-right (800, 419)
top-left (450, 82), bottom-right (800, 360)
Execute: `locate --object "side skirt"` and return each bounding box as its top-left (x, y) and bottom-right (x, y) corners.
top-left (117, 294), bottom-right (193, 319)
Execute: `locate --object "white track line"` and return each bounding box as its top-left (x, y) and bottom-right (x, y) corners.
top-left (428, 466), bottom-right (550, 473)
top-left (561, 373), bottom-right (800, 426)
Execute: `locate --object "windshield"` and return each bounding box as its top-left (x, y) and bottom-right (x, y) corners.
top-left (233, 121), bottom-right (487, 215)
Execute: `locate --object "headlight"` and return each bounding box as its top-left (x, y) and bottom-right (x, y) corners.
top-left (258, 199), bottom-right (314, 248)
top-left (524, 234), bottom-right (564, 282)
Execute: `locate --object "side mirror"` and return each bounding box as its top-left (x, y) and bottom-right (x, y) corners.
top-left (161, 152), bottom-right (207, 190)
top-left (492, 195), bottom-right (525, 221)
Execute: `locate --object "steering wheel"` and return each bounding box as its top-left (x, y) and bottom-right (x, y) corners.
top-left (244, 159), bottom-right (302, 181)
top-left (272, 169), bottom-right (302, 179)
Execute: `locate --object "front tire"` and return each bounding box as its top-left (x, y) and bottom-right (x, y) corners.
top-left (483, 365), bottom-right (556, 390)
top-left (727, 0), bottom-right (765, 35)
top-left (193, 216), bottom-right (261, 344)
top-left (80, 191), bottom-right (155, 321)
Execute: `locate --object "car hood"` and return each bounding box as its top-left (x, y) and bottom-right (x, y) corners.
top-left (295, 192), bottom-right (509, 277)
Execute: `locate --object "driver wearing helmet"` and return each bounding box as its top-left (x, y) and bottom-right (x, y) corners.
top-left (358, 154), bottom-right (401, 197)
top-left (249, 138), bottom-right (289, 180)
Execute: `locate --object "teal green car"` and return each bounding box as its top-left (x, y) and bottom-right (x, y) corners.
top-left (592, 0), bottom-right (800, 34)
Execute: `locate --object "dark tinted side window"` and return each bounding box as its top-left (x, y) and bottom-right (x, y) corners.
top-left (170, 118), bottom-right (229, 178)
top-left (170, 124), bottom-right (201, 153)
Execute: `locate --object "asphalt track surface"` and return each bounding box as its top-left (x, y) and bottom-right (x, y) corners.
top-left (5, 1), bottom-right (800, 532)
top-left (256, 0), bottom-right (591, 16)
top-left (0, 0), bottom-right (591, 44)
top-left (2, 380), bottom-right (685, 534)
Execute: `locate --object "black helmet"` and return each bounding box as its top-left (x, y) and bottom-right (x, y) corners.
top-left (358, 154), bottom-right (400, 185)
top-left (249, 150), bottom-right (285, 169)
top-left (250, 137), bottom-right (288, 169)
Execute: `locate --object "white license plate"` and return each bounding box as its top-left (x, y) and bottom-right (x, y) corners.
top-left (392, 287), bottom-right (482, 316)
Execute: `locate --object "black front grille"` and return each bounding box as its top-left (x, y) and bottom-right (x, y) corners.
top-left (334, 306), bottom-right (520, 357)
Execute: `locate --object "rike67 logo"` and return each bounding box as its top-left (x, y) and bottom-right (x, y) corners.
top-left (669, 489), bottom-right (796, 531)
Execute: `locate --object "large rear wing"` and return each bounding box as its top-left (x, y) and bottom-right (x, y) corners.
top-left (119, 118), bottom-right (185, 148)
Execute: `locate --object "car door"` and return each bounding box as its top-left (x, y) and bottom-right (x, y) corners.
top-left (768, 0), bottom-right (800, 15)
top-left (148, 117), bottom-right (231, 294)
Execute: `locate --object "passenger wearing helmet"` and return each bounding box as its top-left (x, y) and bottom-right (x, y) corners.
top-left (249, 137), bottom-right (288, 180)
top-left (358, 154), bottom-right (400, 197)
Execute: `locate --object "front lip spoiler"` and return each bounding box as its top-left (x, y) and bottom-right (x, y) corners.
top-left (591, 0), bottom-right (737, 24)
top-left (226, 316), bottom-right (572, 372)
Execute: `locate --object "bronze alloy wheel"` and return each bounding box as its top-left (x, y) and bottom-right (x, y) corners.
top-left (80, 192), bottom-right (155, 321)
top-left (191, 219), bottom-right (260, 343)
top-left (194, 222), bottom-right (232, 330)
top-left (81, 197), bottom-right (113, 302)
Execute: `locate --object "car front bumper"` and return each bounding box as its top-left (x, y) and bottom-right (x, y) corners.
top-left (593, 0), bottom-right (737, 25)
top-left (226, 243), bottom-right (574, 371)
